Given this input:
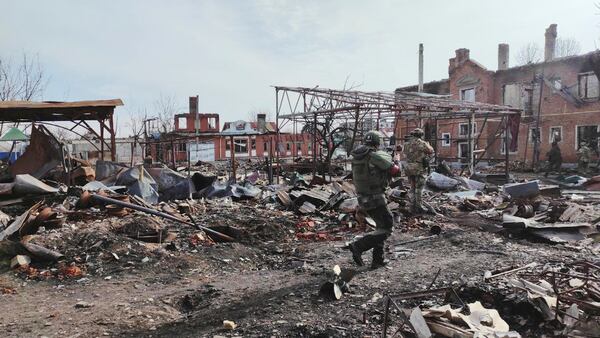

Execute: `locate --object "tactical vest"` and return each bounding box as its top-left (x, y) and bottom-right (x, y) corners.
top-left (352, 150), bottom-right (389, 195)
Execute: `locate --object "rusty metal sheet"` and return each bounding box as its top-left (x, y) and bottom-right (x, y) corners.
top-left (0, 99), bottom-right (123, 109)
top-left (13, 174), bottom-right (59, 195)
top-left (10, 125), bottom-right (62, 178)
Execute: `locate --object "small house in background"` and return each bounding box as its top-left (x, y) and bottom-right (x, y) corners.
top-left (0, 127), bottom-right (29, 163)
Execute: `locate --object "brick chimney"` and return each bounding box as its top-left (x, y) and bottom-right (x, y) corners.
top-left (449, 48), bottom-right (470, 73)
top-left (498, 43), bottom-right (509, 70)
top-left (257, 114), bottom-right (267, 133)
top-left (544, 24), bottom-right (557, 62)
top-left (189, 96), bottom-right (198, 114)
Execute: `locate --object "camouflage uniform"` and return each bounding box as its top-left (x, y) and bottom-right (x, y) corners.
top-left (348, 132), bottom-right (397, 268)
top-left (577, 143), bottom-right (592, 173)
top-left (403, 131), bottom-right (434, 213)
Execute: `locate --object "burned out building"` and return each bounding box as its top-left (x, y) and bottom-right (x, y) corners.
top-left (397, 24), bottom-right (600, 165)
top-left (148, 96), bottom-right (318, 164)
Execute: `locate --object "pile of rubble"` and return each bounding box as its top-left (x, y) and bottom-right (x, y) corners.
top-left (379, 259), bottom-right (600, 337)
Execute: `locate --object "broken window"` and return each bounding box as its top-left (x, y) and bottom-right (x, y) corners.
top-left (441, 133), bottom-right (451, 147)
top-left (263, 141), bottom-right (269, 153)
top-left (579, 72), bottom-right (599, 99)
top-left (460, 87), bottom-right (476, 102)
top-left (177, 143), bottom-right (187, 152)
top-left (234, 139), bottom-right (248, 153)
top-left (458, 122), bottom-right (476, 137)
top-left (501, 130), bottom-right (518, 154)
top-left (528, 127), bottom-right (541, 144)
top-left (549, 126), bottom-right (562, 143)
top-left (208, 117), bottom-right (217, 130)
top-left (286, 142), bottom-right (291, 151)
top-left (577, 125), bottom-right (599, 151)
top-left (177, 117), bottom-right (187, 130)
top-left (251, 139), bottom-right (256, 150)
top-left (458, 142), bottom-right (468, 158)
top-left (225, 140), bottom-right (230, 151)
top-left (502, 83), bottom-right (533, 113)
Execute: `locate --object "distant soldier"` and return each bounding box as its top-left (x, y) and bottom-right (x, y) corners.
top-left (403, 128), bottom-right (434, 213)
top-left (577, 142), bottom-right (592, 174)
top-left (544, 141), bottom-right (562, 177)
top-left (346, 131), bottom-right (401, 269)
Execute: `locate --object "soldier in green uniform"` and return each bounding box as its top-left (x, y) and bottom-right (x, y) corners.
top-left (346, 131), bottom-right (401, 269)
top-left (577, 142), bottom-right (592, 174)
top-left (544, 141), bottom-right (562, 177)
top-left (403, 128), bottom-right (434, 213)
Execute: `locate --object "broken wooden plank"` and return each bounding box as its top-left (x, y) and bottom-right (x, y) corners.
top-left (426, 318), bottom-right (473, 338)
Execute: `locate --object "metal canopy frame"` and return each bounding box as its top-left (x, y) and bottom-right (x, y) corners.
top-left (0, 99), bottom-right (123, 161)
top-left (274, 86), bottom-right (521, 179)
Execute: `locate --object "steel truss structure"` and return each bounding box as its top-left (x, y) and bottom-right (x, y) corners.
top-left (274, 86), bottom-right (522, 178)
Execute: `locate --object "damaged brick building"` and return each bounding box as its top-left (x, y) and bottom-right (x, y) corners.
top-left (149, 96), bottom-right (318, 163)
top-left (397, 24), bottom-right (600, 165)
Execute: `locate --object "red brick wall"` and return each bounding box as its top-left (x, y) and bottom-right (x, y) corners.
top-left (396, 52), bottom-right (600, 164)
top-left (174, 113), bottom-right (220, 133)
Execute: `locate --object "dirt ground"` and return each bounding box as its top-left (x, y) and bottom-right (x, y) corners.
top-left (1, 194), bottom-right (597, 338)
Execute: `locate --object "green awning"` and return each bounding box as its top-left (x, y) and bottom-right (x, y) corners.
top-left (0, 127), bottom-right (29, 142)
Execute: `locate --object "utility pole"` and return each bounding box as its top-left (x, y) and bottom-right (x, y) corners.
top-left (418, 43), bottom-right (424, 93)
top-left (532, 71), bottom-right (544, 170)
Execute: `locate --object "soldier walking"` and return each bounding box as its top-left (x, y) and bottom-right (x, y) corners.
top-left (346, 131), bottom-right (401, 269)
top-left (403, 128), bottom-right (434, 214)
top-left (544, 141), bottom-right (562, 177)
top-left (577, 142), bottom-right (592, 174)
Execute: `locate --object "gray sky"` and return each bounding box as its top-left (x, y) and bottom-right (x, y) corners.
top-left (2, 0), bottom-right (598, 136)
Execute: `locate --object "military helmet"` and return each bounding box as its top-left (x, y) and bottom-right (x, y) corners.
top-left (411, 128), bottom-right (424, 137)
top-left (363, 131), bottom-right (382, 146)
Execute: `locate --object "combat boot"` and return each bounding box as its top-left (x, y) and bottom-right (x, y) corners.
top-left (345, 242), bottom-right (364, 266)
top-left (371, 248), bottom-right (388, 269)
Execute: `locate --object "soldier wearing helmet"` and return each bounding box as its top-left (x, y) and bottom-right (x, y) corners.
top-left (403, 128), bottom-right (434, 213)
top-left (345, 130), bottom-right (401, 269)
top-left (577, 141), bottom-right (592, 174)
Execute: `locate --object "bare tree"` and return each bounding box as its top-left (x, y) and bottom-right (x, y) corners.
top-left (127, 108), bottom-right (148, 138)
top-left (555, 37), bottom-right (582, 58)
top-left (0, 52), bottom-right (46, 101)
top-left (153, 94), bottom-right (180, 134)
top-left (515, 42), bottom-right (542, 66)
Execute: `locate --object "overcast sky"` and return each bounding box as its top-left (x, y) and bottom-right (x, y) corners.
top-left (1, 0), bottom-right (598, 136)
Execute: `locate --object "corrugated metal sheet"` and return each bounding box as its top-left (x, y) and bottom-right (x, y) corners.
top-left (0, 99), bottom-right (123, 109)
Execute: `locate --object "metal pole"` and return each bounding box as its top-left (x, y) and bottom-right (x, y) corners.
top-left (468, 112), bottom-right (475, 175)
top-left (312, 112), bottom-right (318, 177)
top-left (230, 136), bottom-right (236, 183)
top-left (504, 116), bottom-right (510, 181)
top-left (171, 140), bottom-right (176, 169)
top-left (99, 119), bottom-right (105, 161)
top-left (532, 71), bottom-right (545, 169)
top-left (187, 143), bottom-right (191, 178)
top-left (418, 43), bottom-right (424, 93)
top-left (275, 88), bottom-right (280, 184)
top-left (109, 115), bottom-right (116, 161)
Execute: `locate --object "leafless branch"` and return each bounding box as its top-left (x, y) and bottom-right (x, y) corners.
top-left (0, 52), bottom-right (46, 101)
top-left (555, 37), bottom-right (581, 58)
top-left (515, 42), bottom-right (542, 66)
top-left (153, 94), bottom-right (181, 134)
